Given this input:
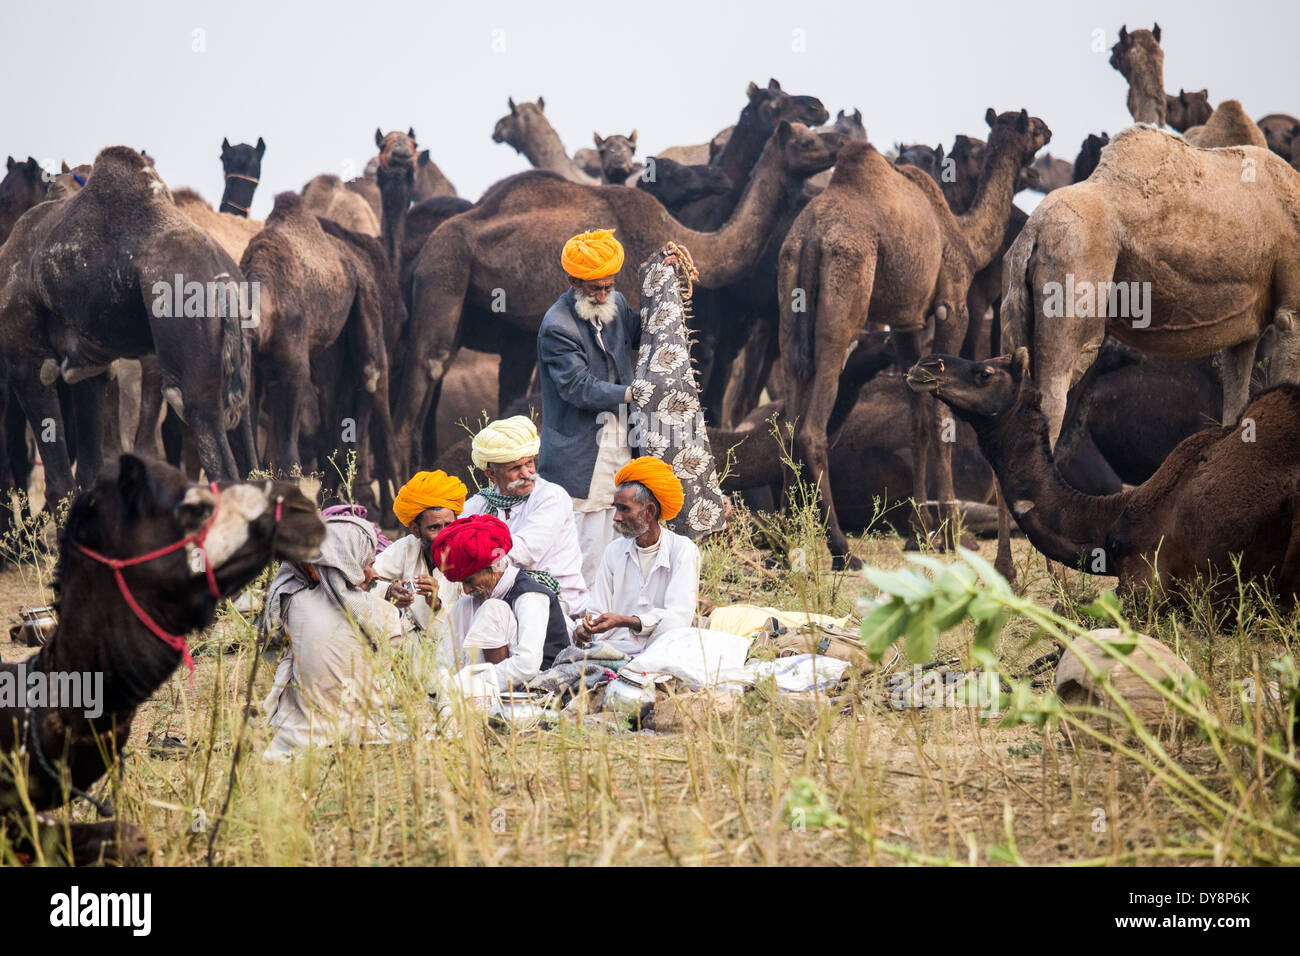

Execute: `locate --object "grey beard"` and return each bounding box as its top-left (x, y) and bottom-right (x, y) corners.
top-left (613, 519), bottom-right (644, 539)
top-left (573, 292), bottom-right (619, 327)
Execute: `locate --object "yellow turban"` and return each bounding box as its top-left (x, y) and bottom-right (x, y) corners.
top-left (471, 415), bottom-right (541, 471)
top-left (561, 228), bottom-right (625, 280)
top-left (393, 470), bottom-right (468, 527)
top-left (615, 457), bottom-right (684, 521)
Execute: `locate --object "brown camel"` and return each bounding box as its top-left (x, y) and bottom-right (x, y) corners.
top-left (1001, 125), bottom-right (1300, 452)
top-left (399, 120), bottom-right (837, 467)
top-left (1, 456), bottom-right (323, 864)
top-left (907, 350), bottom-right (1300, 602)
top-left (239, 192), bottom-right (401, 510)
top-left (373, 128), bottom-right (419, 267)
top-left (780, 109), bottom-right (1050, 565)
top-left (1026, 153), bottom-right (1073, 193)
top-left (1182, 100), bottom-right (1268, 148)
top-left (173, 188), bottom-right (263, 263)
top-left (346, 175), bottom-right (383, 221)
top-left (1109, 24), bottom-right (1166, 126)
top-left (1166, 89), bottom-right (1212, 132)
top-left (491, 97), bottom-right (600, 185)
top-left (1258, 113), bottom-right (1300, 164)
top-left (301, 173), bottom-right (380, 236)
top-left (0, 147), bottom-right (252, 502)
top-left (218, 137), bottom-right (264, 216)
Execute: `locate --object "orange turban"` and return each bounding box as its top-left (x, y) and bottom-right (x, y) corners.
top-left (393, 470), bottom-right (468, 527)
top-left (615, 457), bottom-right (684, 522)
top-left (561, 229), bottom-right (625, 280)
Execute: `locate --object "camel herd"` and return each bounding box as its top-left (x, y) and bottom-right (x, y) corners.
top-left (0, 22), bottom-right (1298, 601)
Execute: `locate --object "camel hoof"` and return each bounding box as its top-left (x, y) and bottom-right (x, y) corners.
top-left (831, 554), bottom-right (863, 572)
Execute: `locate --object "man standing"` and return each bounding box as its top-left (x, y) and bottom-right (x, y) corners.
top-left (432, 514), bottom-right (572, 689)
top-left (574, 457), bottom-right (700, 657)
top-left (537, 229), bottom-right (640, 592)
top-left (374, 470), bottom-right (466, 633)
top-left (460, 415), bottom-right (590, 617)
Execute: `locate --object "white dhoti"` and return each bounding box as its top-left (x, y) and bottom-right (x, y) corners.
top-left (571, 398), bottom-right (630, 593)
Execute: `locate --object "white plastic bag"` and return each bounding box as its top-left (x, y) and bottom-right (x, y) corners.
top-left (625, 627), bottom-right (750, 689)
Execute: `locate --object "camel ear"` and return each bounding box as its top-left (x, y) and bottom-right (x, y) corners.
top-left (1152, 22), bottom-right (1160, 42)
top-left (1016, 109), bottom-right (1030, 133)
top-left (629, 129), bottom-right (637, 145)
top-left (593, 132), bottom-right (603, 147)
top-left (537, 96), bottom-right (545, 111)
top-left (508, 96), bottom-right (517, 114)
top-left (1118, 24), bottom-right (1128, 43)
top-left (1012, 347), bottom-right (1030, 378)
top-left (418, 149), bottom-right (431, 167)
top-left (746, 81), bottom-right (761, 101)
top-left (408, 128), bottom-right (416, 141)
top-left (60, 160), bottom-right (70, 173)
top-left (768, 78), bottom-right (781, 90)
top-left (985, 107), bottom-right (997, 129)
top-left (256, 137), bottom-right (266, 157)
top-left (854, 109), bottom-right (862, 124)
top-left (775, 120), bottom-right (794, 146)
top-left (6, 156), bottom-right (14, 171)
top-left (935, 145), bottom-right (944, 163)
top-left (221, 137), bottom-right (231, 153)
top-left (375, 128), bottom-right (385, 149)
top-left (837, 109), bottom-right (845, 120)
top-left (116, 454), bottom-right (153, 517)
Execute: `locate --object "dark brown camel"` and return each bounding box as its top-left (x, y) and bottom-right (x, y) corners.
top-left (399, 120), bottom-right (837, 468)
top-left (1073, 133), bottom-right (1110, 182)
top-left (780, 109), bottom-right (1050, 567)
top-left (1167, 90), bottom-right (1212, 132)
top-left (0, 147), bottom-right (252, 507)
top-left (239, 192), bottom-right (401, 511)
top-left (219, 137), bottom-right (265, 216)
top-left (907, 350), bottom-right (1300, 601)
top-left (1257, 114), bottom-right (1300, 164)
top-left (0, 156), bottom-right (47, 243)
top-left (0, 455), bottom-right (323, 864)
top-left (373, 128), bottom-right (419, 267)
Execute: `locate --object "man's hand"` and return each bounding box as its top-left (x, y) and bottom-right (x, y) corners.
top-left (386, 580), bottom-right (414, 609)
top-left (582, 612), bottom-right (641, 636)
top-left (412, 573), bottom-right (436, 603)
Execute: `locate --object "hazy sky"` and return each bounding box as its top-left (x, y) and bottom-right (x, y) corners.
top-left (5, 0), bottom-right (1296, 218)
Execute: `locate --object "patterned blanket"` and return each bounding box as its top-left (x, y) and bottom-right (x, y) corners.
top-left (631, 247), bottom-right (729, 539)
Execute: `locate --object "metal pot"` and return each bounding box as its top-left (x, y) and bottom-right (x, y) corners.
top-left (12, 606), bottom-right (56, 647)
top-left (603, 672), bottom-right (657, 726)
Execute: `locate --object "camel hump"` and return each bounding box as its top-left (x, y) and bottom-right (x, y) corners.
top-left (171, 187), bottom-right (208, 208)
top-left (268, 190), bottom-right (308, 221)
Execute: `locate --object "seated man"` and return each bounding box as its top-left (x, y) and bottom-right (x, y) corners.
top-left (460, 415), bottom-right (590, 617)
top-left (574, 457), bottom-right (699, 657)
top-left (374, 469), bottom-right (466, 632)
top-left (433, 514), bottom-right (573, 689)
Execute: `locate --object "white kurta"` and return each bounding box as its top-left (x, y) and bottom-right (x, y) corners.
top-left (462, 476), bottom-right (590, 617)
top-left (446, 565), bottom-right (556, 689)
top-left (372, 535), bottom-right (461, 633)
top-left (588, 526), bottom-right (700, 656)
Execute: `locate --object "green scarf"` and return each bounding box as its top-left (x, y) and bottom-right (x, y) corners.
top-left (478, 486), bottom-right (529, 516)
top-left (521, 568), bottom-right (561, 595)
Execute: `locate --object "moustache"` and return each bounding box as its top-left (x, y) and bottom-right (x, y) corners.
top-left (506, 477), bottom-right (534, 493)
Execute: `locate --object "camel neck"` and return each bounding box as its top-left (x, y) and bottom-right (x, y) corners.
top-left (1127, 74), bottom-right (1166, 126)
top-left (518, 123), bottom-right (592, 184)
top-left (969, 395), bottom-right (1130, 570)
top-left (662, 137), bottom-right (788, 288)
top-left (379, 169), bottom-right (411, 266)
top-left (713, 105), bottom-right (766, 199)
top-left (956, 139), bottom-right (1022, 269)
top-left (220, 175), bottom-right (257, 217)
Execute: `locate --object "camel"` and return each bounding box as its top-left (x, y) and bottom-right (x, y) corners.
top-left (1182, 100), bottom-right (1268, 148)
top-left (806, 109), bottom-right (868, 192)
top-left (1073, 133), bottom-right (1110, 181)
top-left (907, 350), bottom-right (1300, 602)
top-left (373, 128), bottom-right (419, 267)
top-left (0, 157), bottom-right (47, 243)
top-left (1166, 89), bottom-right (1212, 132)
top-left (173, 188), bottom-right (262, 263)
top-left (218, 137), bottom-right (264, 216)
top-left (239, 192), bottom-right (401, 510)
top-left (363, 143), bottom-right (456, 200)
top-left (779, 108), bottom-right (1050, 566)
top-left (491, 97), bottom-right (600, 185)
top-left (301, 174), bottom-right (380, 236)
top-left (346, 175), bottom-right (383, 222)
top-left (572, 132), bottom-right (641, 185)
top-left (0, 147), bottom-right (253, 503)
top-left (1026, 153), bottom-right (1073, 193)
top-left (636, 157), bottom-right (732, 210)
top-left (1258, 113), bottom-right (1300, 164)
top-left (0, 456), bottom-right (323, 864)
top-left (399, 120), bottom-right (838, 467)
top-left (1000, 125), bottom-right (1300, 453)
top-left (1109, 24), bottom-right (1166, 127)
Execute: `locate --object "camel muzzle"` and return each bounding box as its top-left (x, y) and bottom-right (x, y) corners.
top-left (905, 359), bottom-right (944, 393)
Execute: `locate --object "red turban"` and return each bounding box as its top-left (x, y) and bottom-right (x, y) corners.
top-left (430, 514), bottom-right (513, 582)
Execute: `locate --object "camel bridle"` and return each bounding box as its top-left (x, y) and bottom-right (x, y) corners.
top-left (220, 171), bottom-right (259, 214)
top-left (70, 482), bottom-right (236, 674)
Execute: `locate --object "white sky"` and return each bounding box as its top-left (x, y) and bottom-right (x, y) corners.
top-left (4, 0), bottom-right (1296, 218)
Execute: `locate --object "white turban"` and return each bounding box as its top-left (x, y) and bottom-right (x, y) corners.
top-left (471, 415), bottom-right (540, 470)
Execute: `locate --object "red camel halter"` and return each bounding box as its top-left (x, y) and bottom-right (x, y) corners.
top-left (71, 482), bottom-right (229, 674)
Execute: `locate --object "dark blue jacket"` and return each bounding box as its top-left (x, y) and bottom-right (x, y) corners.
top-left (537, 288), bottom-right (640, 499)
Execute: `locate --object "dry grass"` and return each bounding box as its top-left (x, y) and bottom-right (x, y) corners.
top-left (1, 463), bottom-right (1297, 866)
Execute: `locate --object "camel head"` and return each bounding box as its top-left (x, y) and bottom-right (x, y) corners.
top-left (637, 156), bottom-right (732, 208)
top-left (375, 127), bottom-right (418, 170)
top-left (905, 350), bottom-right (1034, 422)
top-left (594, 131), bottom-right (638, 181)
top-left (1073, 132), bottom-right (1110, 182)
top-left (894, 143), bottom-right (945, 182)
top-left (45, 162), bottom-right (91, 202)
top-left (492, 97), bottom-right (547, 152)
top-left (219, 137), bottom-right (265, 182)
top-left (745, 78), bottom-right (829, 136)
top-left (828, 108), bottom-right (867, 141)
top-left (1165, 89), bottom-right (1211, 133)
top-left (58, 456), bottom-right (326, 634)
top-left (1110, 24), bottom-right (1165, 126)
top-left (984, 108), bottom-right (1052, 169)
top-left (776, 122), bottom-right (841, 178)
top-left (0, 156), bottom-right (46, 239)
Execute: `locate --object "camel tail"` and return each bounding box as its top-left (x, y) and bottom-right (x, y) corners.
top-left (221, 298), bottom-right (248, 433)
top-left (1001, 226), bottom-right (1038, 365)
top-left (788, 235), bottom-right (822, 382)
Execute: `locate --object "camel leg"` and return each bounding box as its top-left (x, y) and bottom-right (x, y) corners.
top-left (889, 329), bottom-right (938, 546)
top-left (160, 407), bottom-right (184, 468)
top-left (9, 365), bottom-right (76, 506)
top-left (1219, 337), bottom-right (1260, 426)
top-left (133, 355), bottom-right (165, 456)
top-left (497, 326), bottom-right (538, 414)
top-left (992, 483), bottom-right (1016, 584)
top-left (68, 378), bottom-right (106, 489)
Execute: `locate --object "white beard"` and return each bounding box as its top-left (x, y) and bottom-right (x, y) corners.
top-left (573, 291), bottom-right (619, 328)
